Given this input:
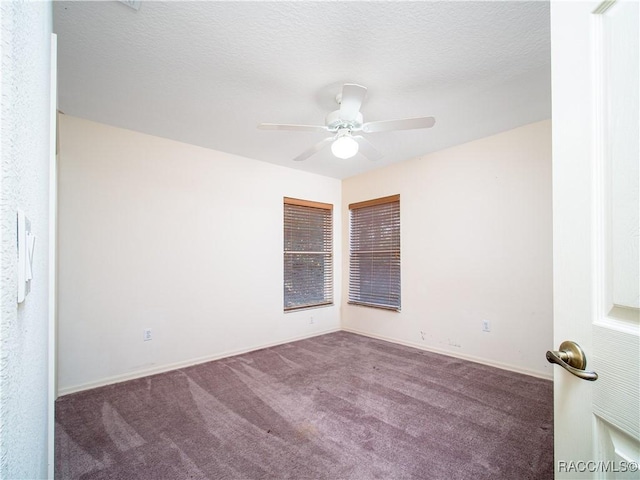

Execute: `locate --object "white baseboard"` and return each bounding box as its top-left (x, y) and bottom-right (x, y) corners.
top-left (58, 325), bottom-right (551, 397)
top-left (57, 327), bottom-right (340, 396)
top-left (341, 327), bottom-right (553, 381)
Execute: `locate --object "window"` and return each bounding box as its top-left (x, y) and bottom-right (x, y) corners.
top-left (349, 194), bottom-right (401, 311)
top-left (284, 197), bottom-right (333, 311)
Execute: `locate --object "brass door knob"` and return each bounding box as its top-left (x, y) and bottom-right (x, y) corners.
top-left (546, 340), bottom-right (598, 381)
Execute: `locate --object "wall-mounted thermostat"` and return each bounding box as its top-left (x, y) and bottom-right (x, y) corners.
top-left (17, 210), bottom-right (35, 303)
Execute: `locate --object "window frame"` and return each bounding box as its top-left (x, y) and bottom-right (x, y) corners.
top-left (283, 197), bottom-right (334, 312)
top-left (348, 194), bottom-right (401, 311)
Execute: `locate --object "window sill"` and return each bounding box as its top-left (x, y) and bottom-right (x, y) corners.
top-left (284, 302), bottom-right (334, 313)
top-left (347, 301), bottom-right (401, 312)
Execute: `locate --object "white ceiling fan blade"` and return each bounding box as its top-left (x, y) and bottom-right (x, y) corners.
top-left (258, 123), bottom-right (329, 133)
top-left (339, 84), bottom-right (367, 121)
top-left (353, 136), bottom-right (382, 161)
top-left (362, 116), bottom-right (436, 133)
top-left (293, 137), bottom-right (333, 162)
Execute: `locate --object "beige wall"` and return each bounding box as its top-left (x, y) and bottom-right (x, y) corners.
top-left (57, 115), bottom-right (342, 394)
top-left (58, 116), bottom-right (552, 394)
top-left (342, 120), bottom-right (553, 378)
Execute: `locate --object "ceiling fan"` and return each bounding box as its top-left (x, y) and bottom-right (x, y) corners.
top-left (258, 84), bottom-right (436, 162)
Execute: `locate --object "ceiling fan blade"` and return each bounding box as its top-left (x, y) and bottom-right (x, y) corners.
top-left (293, 137), bottom-right (334, 162)
top-left (258, 123), bottom-right (328, 133)
top-left (353, 136), bottom-right (382, 161)
top-left (339, 84), bottom-right (367, 121)
top-left (362, 116), bottom-right (436, 134)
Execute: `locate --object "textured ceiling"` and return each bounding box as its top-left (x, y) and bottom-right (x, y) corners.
top-left (53, 1), bottom-right (550, 179)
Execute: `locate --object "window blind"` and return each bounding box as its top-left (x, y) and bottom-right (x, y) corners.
top-left (349, 195), bottom-right (401, 310)
top-left (284, 197), bottom-right (333, 311)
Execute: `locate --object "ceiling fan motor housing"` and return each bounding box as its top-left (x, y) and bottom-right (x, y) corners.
top-left (325, 110), bottom-right (363, 132)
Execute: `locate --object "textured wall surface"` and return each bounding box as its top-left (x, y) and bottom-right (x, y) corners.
top-left (0, 2), bottom-right (52, 478)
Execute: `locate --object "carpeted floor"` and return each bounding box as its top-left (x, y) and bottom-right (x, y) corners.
top-left (55, 331), bottom-right (553, 479)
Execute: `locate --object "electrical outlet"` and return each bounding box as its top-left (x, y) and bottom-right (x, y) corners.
top-left (143, 328), bottom-right (152, 341)
top-left (482, 320), bottom-right (491, 332)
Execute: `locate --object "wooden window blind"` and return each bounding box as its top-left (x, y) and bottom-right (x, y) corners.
top-left (284, 197), bottom-right (333, 311)
top-left (349, 194), bottom-right (401, 311)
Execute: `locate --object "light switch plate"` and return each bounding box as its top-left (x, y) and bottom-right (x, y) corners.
top-left (17, 210), bottom-right (35, 303)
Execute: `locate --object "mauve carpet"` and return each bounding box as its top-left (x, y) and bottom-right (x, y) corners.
top-left (55, 331), bottom-right (553, 480)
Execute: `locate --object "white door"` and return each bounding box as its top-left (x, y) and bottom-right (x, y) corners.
top-left (551, 1), bottom-right (639, 479)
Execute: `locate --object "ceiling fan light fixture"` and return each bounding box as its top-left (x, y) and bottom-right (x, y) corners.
top-left (259, 83), bottom-right (435, 163)
top-left (331, 135), bottom-right (359, 159)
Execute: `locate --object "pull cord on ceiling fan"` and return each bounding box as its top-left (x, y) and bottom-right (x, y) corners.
top-left (258, 83), bottom-right (436, 162)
